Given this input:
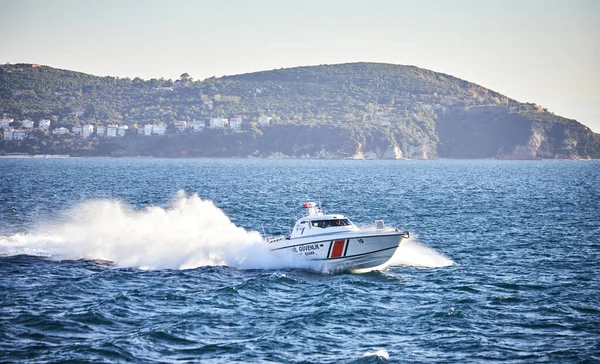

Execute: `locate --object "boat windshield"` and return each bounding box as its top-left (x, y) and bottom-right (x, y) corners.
top-left (311, 219), bottom-right (352, 228)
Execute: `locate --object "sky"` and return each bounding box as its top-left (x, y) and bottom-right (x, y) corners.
top-left (1, 0), bottom-right (599, 132)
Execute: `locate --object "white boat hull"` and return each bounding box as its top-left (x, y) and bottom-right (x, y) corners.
top-left (269, 232), bottom-right (406, 272)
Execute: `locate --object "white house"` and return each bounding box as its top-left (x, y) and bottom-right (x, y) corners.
top-left (117, 125), bottom-right (129, 137)
top-left (3, 128), bottom-right (14, 140)
top-left (209, 118), bottom-right (227, 129)
top-left (0, 118), bottom-right (13, 128)
top-left (191, 120), bottom-right (205, 132)
top-left (229, 117), bottom-right (243, 130)
top-left (138, 127), bottom-right (145, 135)
top-left (152, 124), bottom-right (167, 135)
top-left (257, 116), bottom-right (272, 126)
top-left (82, 124), bottom-right (94, 138)
top-left (107, 124), bottom-right (119, 137)
top-left (22, 119), bottom-right (34, 129)
top-left (5, 129), bottom-right (27, 140)
top-left (97, 126), bottom-right (106, 136)
top-left (54, 127), bottom-right (68, 135)
top-left (143, 124), bottom-right (154, 136)
top-left (72, 126), bottom-right (83, 135)
top-left (173, 120), bottom-right (188, 132)
top-left (14, 130), bottom-right (27, 140)
top-left (38, 119), bottom-right (51, 131)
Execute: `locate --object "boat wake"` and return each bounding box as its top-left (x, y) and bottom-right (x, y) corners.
top-left (388, 236), bottom-right (454, 268)
top-left (0, 192), bottom-right (275, 270)
top-left (0, 192), bottom-right (453, 270)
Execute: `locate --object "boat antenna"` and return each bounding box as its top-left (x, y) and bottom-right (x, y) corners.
top-left (261, 225), bottom-right (266, 241)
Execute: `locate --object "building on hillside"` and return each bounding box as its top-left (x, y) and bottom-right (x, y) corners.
top-left (209, 118), bottom-right (227, 129)
top-left (143, 124), bottom-right (154, 136)
top-left (229, 117), bottom-right (243, 130)
top-left (5, 129), bottom-right (27, 141)
top-left (54, 127), bottom-right (68, 135)
top-left (97, 126), bottom-right (106, 136)
top-left (3, 128), bottom-right (14, 140)
top-left (22, 119), bottom-right (34, 129)
top-left (191, 120), bottom-right (205, 132)
top-left (107, 124), bottom-right (119, 137)
top-left (152, 124), bottom-right (166, 135)
top-left (82, 124), bottom-right (94, 138)
top-left (257, 116), bottom-right (272, 126)
top-left (38, 119), bottom-right (51, 131)
top-left (173, 120), bottom-right (188, 132)
top-left (138, 127), bottom-right (145, 135)
top-left (15, 130), bottom-right (27, 140)
top-left (0, 118), bottom-right (13, 128)
top-left (72, 126), bottom-right (82, 135)
top-left (117, 125), bottom-right (129, 137)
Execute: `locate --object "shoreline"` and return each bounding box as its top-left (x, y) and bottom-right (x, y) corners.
top-left (0, 154), bottom-right (71, 158)
top-left (0, 154), bottom-right (597, 161)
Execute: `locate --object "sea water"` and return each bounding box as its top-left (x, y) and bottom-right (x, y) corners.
top-left (0, 158), bottom-right (598, 362)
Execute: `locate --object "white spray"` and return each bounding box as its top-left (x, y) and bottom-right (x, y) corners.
top-left (0, 191), bottom-right (280, 270)
top-left (388, 235), bottom-right (454, 268)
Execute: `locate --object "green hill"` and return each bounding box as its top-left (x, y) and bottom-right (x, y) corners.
top-left (1, 62), bottom-right (598, 159)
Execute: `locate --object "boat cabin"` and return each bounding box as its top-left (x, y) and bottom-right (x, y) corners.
top-left (289, 201), bottom-right (359, 239)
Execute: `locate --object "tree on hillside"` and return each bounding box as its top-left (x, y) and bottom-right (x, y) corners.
top-left (180, 73), bottom-right (192, 86)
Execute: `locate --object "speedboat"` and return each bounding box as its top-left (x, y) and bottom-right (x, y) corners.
top-left (266, 199), bottom-right (409, 272)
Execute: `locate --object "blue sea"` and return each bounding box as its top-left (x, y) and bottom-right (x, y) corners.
top-left (1, 158), bottom-right (599, 363)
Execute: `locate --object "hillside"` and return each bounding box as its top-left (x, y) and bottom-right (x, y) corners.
top-left (1, 62), bottom-right (599, 159)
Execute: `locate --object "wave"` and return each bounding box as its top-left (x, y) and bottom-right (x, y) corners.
top-left (362, 348), bottom-right (390, 359)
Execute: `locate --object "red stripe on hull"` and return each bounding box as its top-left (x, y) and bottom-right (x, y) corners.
top-left (330, 239), bottom-right (346, 258)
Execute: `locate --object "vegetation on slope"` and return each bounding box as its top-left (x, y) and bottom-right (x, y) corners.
top-left (1, 62), bottom-right (598, 158)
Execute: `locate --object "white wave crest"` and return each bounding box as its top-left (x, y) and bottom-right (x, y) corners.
top-left (362, 348), bottom-right (390, 359)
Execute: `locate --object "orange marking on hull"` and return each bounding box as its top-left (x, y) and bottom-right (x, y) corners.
top-left (330, 239), bottom-right (346, 258)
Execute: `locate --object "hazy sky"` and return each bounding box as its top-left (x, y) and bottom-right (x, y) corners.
top-left (2, 0), bottom-right (599, 132)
